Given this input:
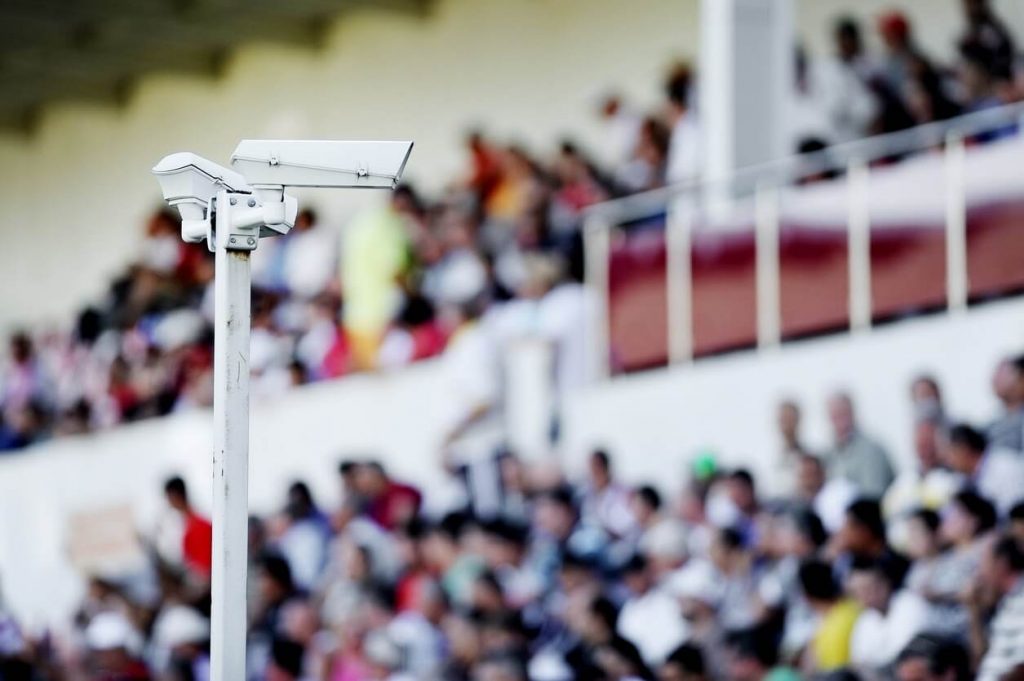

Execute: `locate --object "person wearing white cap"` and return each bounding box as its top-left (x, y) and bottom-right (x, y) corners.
top-left (151, 605), bottom-right (210, 681)
top-left (85, 611), bottom-right (150, 680)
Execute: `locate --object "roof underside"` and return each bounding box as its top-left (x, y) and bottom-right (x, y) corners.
top-left (0, 0), bottom-right (429, 133)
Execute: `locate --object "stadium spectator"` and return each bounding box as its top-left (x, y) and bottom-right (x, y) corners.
top-left (799, 558), bottom-right (861, 672)
top-left (664, 63), bottom-right (702, 186)
top-left (989, 355), bottom-right (1024, 452)
top-left (959, 0), bottom-right (1017, 82)
top-left (813, 17), bottom-right (879, 144)
top-left (974, 535), bottom-right (1024, 681)
top-left (275, 481), bottom-right (332, 591)
top-left (943, 422), bottom-right (1024, 514)
top-left (825, 391), bottom-right (896, 499)
top-left (341, 187), bottom-right (415, 370)
top-left (910, 491), bottom-right (997, 635)
top-left (617, 554), bottom-right (688, 667)
top-left (162, 475), bottom-right (213, 579)
top-left (354, 461), bottom-right (423, 531)
top-left (596, 94), bottom-right (642, 167)
top-left (579, 448), bottom-right (636, 540)
top-left (847, 554), bottom-right (930, 673)
top-left (877, 11), bottom-right (927, 103)
top-left (774, 399), bottom-right (813, 497)
top-left (883, 414), bottom-right (959, 530)
top-left (894, 633), bottom-right (972, 681)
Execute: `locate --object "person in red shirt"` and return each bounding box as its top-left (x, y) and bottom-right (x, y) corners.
top-left (164, 476), bottom-right (213, 578)
top-left (354, 461), bottom-right (423, 531)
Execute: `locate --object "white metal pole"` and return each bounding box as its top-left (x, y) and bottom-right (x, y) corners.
top-left (666, 198), bottom-right (694, 363)
top-left (583, 216), bottom-right (611, 380)
top-left (944, 132), bottom-right (969, 312)
top-left (755, 182), bottom-right (781, 348)
top-left (847, 160), bottom-right (872, 331)
top-left (210, 191), bottom-right (252, 681)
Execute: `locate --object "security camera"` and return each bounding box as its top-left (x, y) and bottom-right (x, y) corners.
top-left (152, 152), bottom-right (253, 243)
top-left (153, 140), bottom-right (413, 249)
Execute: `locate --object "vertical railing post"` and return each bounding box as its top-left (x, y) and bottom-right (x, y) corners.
top-left (944, 131), bottom-right (969, 312)
top-left (584, 214), bottom-right (612, 380)
top-left (666, 196), bottom-right (695, 363)
top-left (847, 160), bottom-right (872, 331)
top-left (755, 181), bottom-right (781, 349)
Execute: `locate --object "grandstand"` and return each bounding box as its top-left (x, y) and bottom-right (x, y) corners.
top-left (1, 1), bottom-right (1024, 680)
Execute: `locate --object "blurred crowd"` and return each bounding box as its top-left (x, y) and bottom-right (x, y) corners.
top-left (3, 0), bottom-right (1024, 452)
top-left (3, 354), bottom-right (1024, 680)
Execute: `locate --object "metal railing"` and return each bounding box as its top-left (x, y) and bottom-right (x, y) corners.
top-left (583, 101), bottom-right (1024, 379)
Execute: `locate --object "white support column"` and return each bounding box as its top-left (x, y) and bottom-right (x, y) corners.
top-left (210, 191), bottom-right (252, 681)
top-left (583, 216), bottom-right (611, 380)
top-left (847, 161), bottom-right (872, 331)
top-left (701, 0), bottom-right (793, 208)
top-left (755, 182), bottom-right (781, 348)
top-left (666, 199), bottom-right (694, 363)
top-left (944, 132), bottom-right (969, 312)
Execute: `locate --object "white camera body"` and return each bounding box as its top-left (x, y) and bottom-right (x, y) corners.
top-left (152, 152), bottom-right (253, 243)
top-left (153, 140), bottom-right (413, 250)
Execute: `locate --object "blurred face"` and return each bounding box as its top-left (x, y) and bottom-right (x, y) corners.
top-left (940, 502), bottom-right (976, 545)
top-left (778, 403), bottom-right (800, 442)
top-left (838, 517), bottom-right (874, 553)
top-left (905, 517), bottom-right (938, 559)
top-left (963, 0), bottom-right (987, 22)
top-left (589, 455), bottom-right (611, 488)
top-left (828, 396), bottom-right (856, 444)
top-left (727, 478), bottom-right (756, 514)
top-left (837, 30), bottom-right (860, 61)
top-left (630, 494), bottom-right (656, 526)
top-left (726, 653), bottom-right (763, 681)
top-left (848, 570), bottom-right (889, 611)
top-left (443, 614), bottom-right (481, 664)
top-left (778, 517), bottom-right (812, 557)
top-left (911, 378), bottom-right (941, 405)
top-left (796, 456), bottom-right (825, 498)
top-left (623, 568), bottom-right (650, 596)
top-left (993, 360), bottom-right (1016, 403)
top-left (535, 499), bottom-right (574, 539)
top-left (943, 441), bottom-right (977, 476)
top-left (354, 466), bottom-right (386, 497)
top-left (895, 656), bottom-right (931, 681)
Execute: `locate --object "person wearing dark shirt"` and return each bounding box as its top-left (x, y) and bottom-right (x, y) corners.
top-left (959, 0), bottom-right (1016, 82)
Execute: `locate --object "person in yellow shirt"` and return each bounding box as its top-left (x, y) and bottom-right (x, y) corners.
top-left (340, 187), bottom-right (418, 369)
top-left (799, 559), bottom-right (861, 671)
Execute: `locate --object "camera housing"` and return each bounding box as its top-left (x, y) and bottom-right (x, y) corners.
top-left (153, 140), bottom-right (413, 248)
top-left (152, 152), bottom-right (253, 243)
top-left (230, 139), bottom-right (414, 190)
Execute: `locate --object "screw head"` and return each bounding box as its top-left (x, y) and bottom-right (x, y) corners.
top-left (247, 237), bottom-right (256, 246)
top-left (229, 197), bottom-right (237, 205)
top-left (229, 237), bottom-right (237, 244)
top-left (248, 198), bottom-right (257, 207)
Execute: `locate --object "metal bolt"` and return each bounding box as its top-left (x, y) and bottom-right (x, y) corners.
top-left (247, 198), bottom-right (256, 207)
top-left (229, 197), bottom-right (237, 205)
top-left (247, 237), bottom-right (256, 246)
top-left (229, 237), bottom-right (237, 244)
